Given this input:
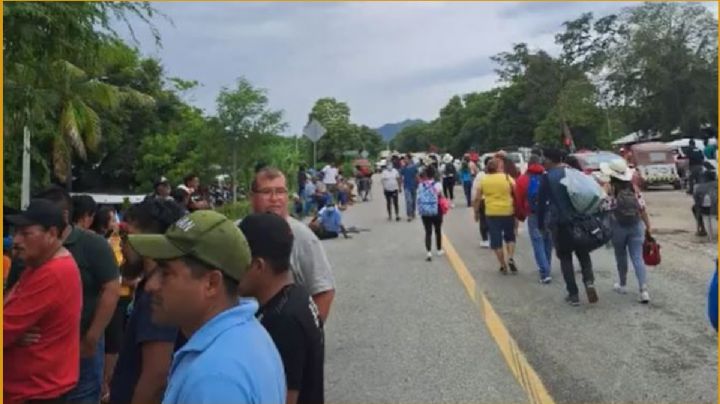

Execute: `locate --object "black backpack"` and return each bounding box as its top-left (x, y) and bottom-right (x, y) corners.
top-left (445, 163), bottom-right (456, 176)
top-left (614, 188), bottom-right (641, 227)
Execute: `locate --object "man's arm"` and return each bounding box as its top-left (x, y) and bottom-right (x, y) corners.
top-left (4, 270), bottom-right (57, 347)
top-left (84, 237), bottom-right (121, 357)
top-left (131, 341), bottom-right (175, 404)
top-left (537, 175), bottom-right (549, 230)
top-left (312, 290), bottom-right (335, 323)
top-left (83, 280), bottom-right (120, 356)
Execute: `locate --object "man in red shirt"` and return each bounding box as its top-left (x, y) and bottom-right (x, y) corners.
top-left (4, 199), bottom-right (82, 404)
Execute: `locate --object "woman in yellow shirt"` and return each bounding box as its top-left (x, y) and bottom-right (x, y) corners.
top-left (476, 158), bottom-right (517, 274)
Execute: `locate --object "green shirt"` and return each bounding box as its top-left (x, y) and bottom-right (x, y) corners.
top-left (64, 227), bottom-right (119, 335)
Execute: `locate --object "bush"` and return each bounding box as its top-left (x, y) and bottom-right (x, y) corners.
top-left (215, 201), bottom-right (251, 221)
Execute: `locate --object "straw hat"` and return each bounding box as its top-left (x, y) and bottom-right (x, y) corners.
top-left (599, 159), bottom-right (633, 182)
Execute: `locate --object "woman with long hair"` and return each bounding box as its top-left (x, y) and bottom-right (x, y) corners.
top-left (600, 159), bottom-right (653, 303)
top-left (417, 165), bottom-right (444, 261)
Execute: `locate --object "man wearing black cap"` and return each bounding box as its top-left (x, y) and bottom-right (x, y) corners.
top-left (34, 186), bottom-right (120, 404)
top-left (239, 213), bottom-right (324, 404)
top-left (4, 199), bottom-right (83, 404)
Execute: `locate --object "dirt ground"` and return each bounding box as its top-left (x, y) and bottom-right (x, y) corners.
top-left (643, 189), bottom-right (717, 281)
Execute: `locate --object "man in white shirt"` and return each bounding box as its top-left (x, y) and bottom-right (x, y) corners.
top-left (322, 163), bottom-right (339, 201)
top-left (380, 164), bottom-right (402, 221)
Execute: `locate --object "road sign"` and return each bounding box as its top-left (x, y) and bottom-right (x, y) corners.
top-left (303, 119), bottom-right (326, 143)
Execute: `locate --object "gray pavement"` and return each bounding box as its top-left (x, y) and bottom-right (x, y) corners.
top-left (442, 198), bottom-right (718, 404)
top-left (321, 187), bottom-right (528, 404)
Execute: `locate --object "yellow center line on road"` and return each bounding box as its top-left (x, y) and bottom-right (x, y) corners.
top-left (442, 234), bottom-right (555, 404)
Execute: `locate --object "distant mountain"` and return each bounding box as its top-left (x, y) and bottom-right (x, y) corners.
top-left (374, 119), bottom-right (426, 142)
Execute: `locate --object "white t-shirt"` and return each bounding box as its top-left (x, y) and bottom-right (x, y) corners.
top-left (381, 168), bottom-right (400, 191)
top-left (323, 166), bottom-right (338, 185)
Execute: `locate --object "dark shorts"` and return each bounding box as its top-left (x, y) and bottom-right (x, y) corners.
top-left (486, 215), bottom-right (516, 249)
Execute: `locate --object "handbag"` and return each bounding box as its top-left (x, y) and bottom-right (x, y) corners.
top-left (643, 233), bottom-right (661, 266)
top-left (568, 213), bottom-right (612, 252)
top-left (439, 196), bottom-right (450, 215)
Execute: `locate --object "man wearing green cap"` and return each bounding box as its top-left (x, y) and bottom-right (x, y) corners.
top-left (128, 210), bottom-right (285, 404)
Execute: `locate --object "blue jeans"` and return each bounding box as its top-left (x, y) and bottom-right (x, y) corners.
top-left (405, 188), bottom-right (417, 217)
top-left (611, 220), bottom-right (647, 290)
top-left (527, 214), bottom-right (553, 278)
top-left (462, 181), bottom-right (473, 207)
top-left (66, 337), bottom-right (104, 404)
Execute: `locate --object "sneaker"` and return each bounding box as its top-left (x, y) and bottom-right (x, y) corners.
top-left (613, 283), bottom-right (627, 294)
top-left (541, 276), bottom-right (552, 284)
top-left (639, 289), bottom-right (650, 304)
top-left (436, 250), bottom-right (445, 257)
top-left (480, 240), bottom-right (490, 248)
top-left (407, 217), bottom-right (413, 222)
top-left (508, 259), bottom-right (518, 273)
top-left (426, 252), bottom-right (432, 262)
top-left (499, 266), bottom-right (508, 275)
top-left (396, 216), bottom-right (401, 222)
top-left (585, 283), bottom-right (599, 303)
top-left (565, 295), bottom-right (580, 306)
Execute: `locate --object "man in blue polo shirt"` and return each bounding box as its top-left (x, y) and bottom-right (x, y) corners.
top-left (400, 153), bottom-right (419, 221)
top-left (128, 210), bottom-right (285, 404)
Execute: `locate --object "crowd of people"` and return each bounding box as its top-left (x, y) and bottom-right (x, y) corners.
top-left (4, 166), bottom-right (336, 404)
top-left (4, 145), bottom-right (718, 404)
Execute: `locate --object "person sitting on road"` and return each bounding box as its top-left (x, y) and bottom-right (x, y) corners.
top-left (238, 213), bottom-right (325, 404)
top-left (309, 203), bottom-right (350, 240)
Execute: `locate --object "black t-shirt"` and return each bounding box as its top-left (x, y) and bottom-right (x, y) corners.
top-left (258, 284), bottom-right (324, 404)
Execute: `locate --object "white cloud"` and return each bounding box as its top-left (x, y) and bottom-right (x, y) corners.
top-left (115, 2), bottom-right (716, 135)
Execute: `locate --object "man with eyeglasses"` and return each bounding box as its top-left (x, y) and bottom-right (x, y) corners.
top-left (250, 167), bottom-right (336, 324)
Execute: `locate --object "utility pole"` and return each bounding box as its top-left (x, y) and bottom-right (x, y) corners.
top-left (21, 123), bottom-right (31, 209)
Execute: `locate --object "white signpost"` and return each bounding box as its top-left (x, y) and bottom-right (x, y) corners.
top-left (303, 119), bottom-right (326, 168)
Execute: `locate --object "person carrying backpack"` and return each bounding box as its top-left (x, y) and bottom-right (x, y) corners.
top-left (515, 155), bottom-right (553, 283)
top-left (600, 159), bottom-right (653, 304)
top-left (687, 139), bottom-right (706, 194)
top-left (459, 160), bottom-right (474, 207)
top-left (537, 148), bottom-right (598, 306)
top-left (417, 165), bottom-right (444, 262)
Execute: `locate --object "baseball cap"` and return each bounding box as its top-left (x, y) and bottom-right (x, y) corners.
top-left (6, 199), bottom-right (65, 230)
top-left (238, 213), bottom-right (294, 265)
top-left (128, 210), bottom-right (251, 281)
top-left (154, 176), bottom-right (170, 188)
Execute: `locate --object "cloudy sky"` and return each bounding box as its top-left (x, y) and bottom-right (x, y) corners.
top-left (117, 2), bottom-right (716, 135)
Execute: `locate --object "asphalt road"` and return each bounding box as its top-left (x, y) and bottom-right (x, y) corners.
top-left (321, 182), bottom-right (717, 404)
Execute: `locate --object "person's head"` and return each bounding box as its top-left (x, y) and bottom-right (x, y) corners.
top-left (483, 156), bottom-right (493, 171)
top-left (121, 199), bottom-right (186, 280)
top-left (486, 158), bottom-right (499, 174)
top-left (7, 199), bottom-right (66, 268)
top-left (91, 206), bottom-right (118, 238)
top-left (237, 213), bottom-right (294, 299)
top-left (71, 194), bottom-right (97, 230)
top-left (183, 174), bottom-right (200, 190)
top-left (564, 155), bottom-right (582, 171)
top-left (543, 148), bottom-right (564, 168)
top-left (35, 185), bottom-right (73, 226)
top-left (154, 176), bottom-right (171, 198)
top-left (528, 154), bottom-right (542, 166)
top-left (424, 164), bottom-right (437, 179)
top-left (251, 167), bottom-right (289, 218)
top-left (128, 211), bottom-right (251, 331)
top-left (690, 139), bottom-right (696, 147)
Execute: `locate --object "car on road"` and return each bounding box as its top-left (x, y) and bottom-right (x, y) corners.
top-left (569, 150), bottom-right (623, 174)
top-left (628, 142), bottom-right (681, 190)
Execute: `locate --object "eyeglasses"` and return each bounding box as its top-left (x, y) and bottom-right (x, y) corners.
top-left (254, 187), bottom-right (289, 197)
